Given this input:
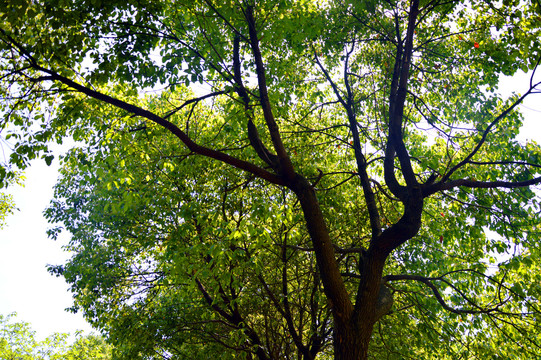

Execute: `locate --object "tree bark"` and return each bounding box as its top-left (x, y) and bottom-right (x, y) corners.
top-left (291, 175), bottom-right (393, 360)
top-left (333, 322), bottom-right (371, 360)
top-left (291, 176), bottom-right (353, 322)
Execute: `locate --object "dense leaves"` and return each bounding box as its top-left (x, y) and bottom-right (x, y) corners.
top-left (2, 0), bottom-right (541, 359)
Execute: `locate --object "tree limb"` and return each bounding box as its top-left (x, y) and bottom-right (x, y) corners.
top-left (35, 66), bottom-right (286, 186)
top-left (244, 5), bottom-right (296, 181)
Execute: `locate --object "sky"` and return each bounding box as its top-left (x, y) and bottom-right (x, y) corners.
top-left (0, 157), bottom-right (94, 339)
top-left (0, 71), bottom-right (539, 341)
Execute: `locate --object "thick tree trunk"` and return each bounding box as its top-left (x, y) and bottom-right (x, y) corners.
top-left (292, 176), bottom-right (391, 360)
top-left (333, 320), bottom-right (374, 360)
top-left (292, 177), bottom-right (354, 319)
top-left (335, 254), bottom-right (387, 360)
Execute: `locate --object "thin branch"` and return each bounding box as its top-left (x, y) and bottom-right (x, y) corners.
top-left (163, 90), bottom-right (229, 119)
top-left (467, 159), bottom-right (541, 169)
top-left (438, 82), bottom-right (541, 185)
top-left (244, 5), bottom-right (295, 181)
top-left (384, 274), bottom-right (503, 315)
top-left (424, 176), bottom-right (541, 197)
top-left (38, 66), bottom-right (286, 186)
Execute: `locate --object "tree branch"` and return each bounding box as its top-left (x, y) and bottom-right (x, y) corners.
top-left (244, 5), bottom-right (296, 181)
top-left (232, 33), bottom-right (279, 169)
top-left (424, 176), bottom-right (541, 197)
top-left (34, 66), bottom-right (286, 186)
top-left (384, 274), bottom-right (507, 315)
top-left (386, 0), bottom-right (420, 189)
top-left (163, 90), bottom-right (229, 119)
top-left (438, 82), bottom-right (541, 185)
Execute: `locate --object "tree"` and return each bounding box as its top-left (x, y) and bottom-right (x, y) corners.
top-left (0, 313), bottom-right (111, 360)
top-left (1, 0), bottom-right (541, 359)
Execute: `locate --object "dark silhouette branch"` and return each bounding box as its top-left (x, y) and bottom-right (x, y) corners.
top-left (195, 278), bottom-right (271, 360)
top-left (163, 90), bottom-right (230, 119)
top-left (438, 80), bottom-right (541, 185)
top-left (424, 176), bottom-right (541, 197)
top-left (244, 5), bottom-right (296, 181)
top-left (385, 0), bottom-right (421, 192)
top-left (39, 66), bottom-right (286, 186)
top-left (384, 274), bottom-right (506, 315)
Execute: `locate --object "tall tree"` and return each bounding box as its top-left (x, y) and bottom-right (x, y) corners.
top-left (2, 0), bottom-right (541, 359)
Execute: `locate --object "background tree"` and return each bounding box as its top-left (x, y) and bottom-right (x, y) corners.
top-left (2, 0), bottom-right (541, 359)
top-left (0, 313), bottom-right (111, 360)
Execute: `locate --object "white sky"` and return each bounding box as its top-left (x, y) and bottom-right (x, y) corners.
top-left (0, 158), bottom-right (93, 339)
top-left (0, 71), bottom-right (539, 341)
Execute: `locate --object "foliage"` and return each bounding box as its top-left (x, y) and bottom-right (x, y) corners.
top-left (0, 191), bottom-right (15, 228)
top-left (0, 174), bottom-right (22, 228)
top-left (1, 0), bottom-right (541, 359)
top-left (0, 313), bottom-right (111, 360)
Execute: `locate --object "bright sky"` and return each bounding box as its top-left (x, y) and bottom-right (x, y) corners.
top-left (0, 71), bottom-right (539, 341)
top-left (0, 158), bottom-right (93, 339)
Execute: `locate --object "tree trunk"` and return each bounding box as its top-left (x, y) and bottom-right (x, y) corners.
top-left (337, 254), bottom-right (388, 360)
top-left (333, 320), bottom-right (374, 360)
top-left (291, 179), bottom-right (388, 360)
